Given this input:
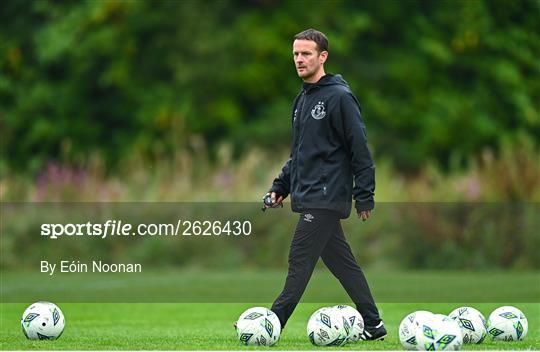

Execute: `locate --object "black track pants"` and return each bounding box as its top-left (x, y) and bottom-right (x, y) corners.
top-left (270, 209), bottom-right (381, 328)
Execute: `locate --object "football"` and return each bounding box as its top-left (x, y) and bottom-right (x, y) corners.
top-left (333, 305), bottom-right (364, 342)
top-left (399, 310), bottom-right (434, 350)
top-left (21, 301), bottom-right (65, 340)
top-left (448, 306), bottom-right (487, 344)
top-left (307, 306), bottom-right (349, 346)
top-left (235, 307), bottom-right (281, 346)
top-left (415, 312), bottom-right (463, 350)
top-left (487, 306), bottom-right (528, 341)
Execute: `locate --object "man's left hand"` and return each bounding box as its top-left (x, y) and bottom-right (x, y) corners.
top-left (357, 210), bottom-right (371, 221)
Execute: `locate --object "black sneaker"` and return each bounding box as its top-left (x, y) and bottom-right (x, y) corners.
top-left (359, 321), bottom-right (387, 341)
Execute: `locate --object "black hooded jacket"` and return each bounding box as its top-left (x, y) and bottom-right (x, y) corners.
top-left (270, 74), bottom-right (375, 219)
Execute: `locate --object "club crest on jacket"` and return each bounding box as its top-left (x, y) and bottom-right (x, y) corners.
top-left (311, 101), bottom-right (326, 120)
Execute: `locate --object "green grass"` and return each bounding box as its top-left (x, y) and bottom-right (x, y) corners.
top-left (1, 302), bottom-right (539, 350)
top-left (2, 269), bottom-right (539, 303)
top-left (1, 270), bottom-right (539, 349)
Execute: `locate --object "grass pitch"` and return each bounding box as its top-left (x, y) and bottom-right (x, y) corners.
top-left (1, 302), bottom-right (538, 350)
top-left (1, 269), bottom-right (538, 350)
top-left (2, 269), bottom-right (539, 303)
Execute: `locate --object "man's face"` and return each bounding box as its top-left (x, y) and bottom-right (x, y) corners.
top-left (293, 39), bottom-right (327, 81)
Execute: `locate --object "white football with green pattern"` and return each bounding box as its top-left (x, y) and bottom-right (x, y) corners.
top-left (448, 306), bottom-right (487, 344)
top-left (235, 307), bottom-right (281, 346)
top-left (307, 306), bottom-right (349, 346)
top-left (21, 301), bottom-right (65, 340)
top-left (415, 313), bottom-right (463, 350)
top-left (332, 305), bottom-right (364, 342)
top-left (399, 310), bottom-right (434, 350)
top-left (487, 306), bottom-right (528, 341)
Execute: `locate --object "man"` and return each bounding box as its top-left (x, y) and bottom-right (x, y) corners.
top-left (265, 29), bottom-right (386, 340)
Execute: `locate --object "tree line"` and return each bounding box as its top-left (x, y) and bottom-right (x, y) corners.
top-left (1, 0), bottom-right (538, 174)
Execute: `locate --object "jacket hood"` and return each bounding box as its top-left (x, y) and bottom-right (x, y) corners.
top-left (303, 74), bottom-right (349, 90)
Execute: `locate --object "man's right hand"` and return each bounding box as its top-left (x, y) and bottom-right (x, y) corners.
top-left (266, 192), bottom-right (284, 208)
top-left (357, 209), bottom-right (371, 221)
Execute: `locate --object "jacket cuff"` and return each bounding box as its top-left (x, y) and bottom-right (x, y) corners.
top-left (355, 200), bottom-right (374, 212)
top-left (269, 185), bottom-right (289, 198)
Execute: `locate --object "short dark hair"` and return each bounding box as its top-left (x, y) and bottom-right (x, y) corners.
top-left (293, 29), bottom-right (329, 53)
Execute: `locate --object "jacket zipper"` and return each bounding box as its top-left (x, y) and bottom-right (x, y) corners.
top-left (295, 89), bottom-right (307, 192)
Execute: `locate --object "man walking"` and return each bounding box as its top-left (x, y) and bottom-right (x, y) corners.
top-left (266, 29), bottom-right (386, 340)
